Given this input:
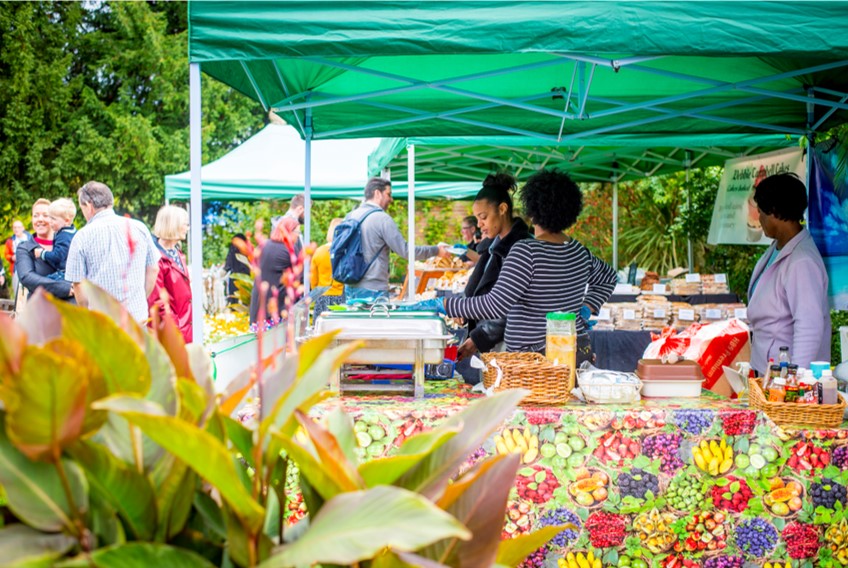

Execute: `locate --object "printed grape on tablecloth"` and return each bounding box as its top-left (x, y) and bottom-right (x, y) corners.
top-left (239, 381), bottom-right (848, 568)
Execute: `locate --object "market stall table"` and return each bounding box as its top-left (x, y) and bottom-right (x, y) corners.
top-left (283, 380), bottom-right (848, 567)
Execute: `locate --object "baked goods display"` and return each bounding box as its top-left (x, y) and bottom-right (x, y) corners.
top-left (591, 299), bottom-right (748, 331)
top-left (415, 256), bottom-right (465, 270)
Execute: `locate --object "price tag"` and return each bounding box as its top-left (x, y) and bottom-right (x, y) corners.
top-left (714, 273), bottom-right (727, 283)
top-left (653, 309), bottom-right (667, 319)
top-left (685, 273), bottom-right (701, 283)
top-left (623, 309), bottom-right (636, 320)
top-left (597, 308), bottom-right (611, 321)
top-left (652, 284), bottom-right (667, 294)
top-left (706, 309), bottom-right (722, 319)
top-left (734, 308), bottom-right (748, 320)
top-left (679, 309), bottom-right (695, 321)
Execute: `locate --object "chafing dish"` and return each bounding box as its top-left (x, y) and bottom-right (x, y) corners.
top-left (313, 304), bottom-right (452, 398)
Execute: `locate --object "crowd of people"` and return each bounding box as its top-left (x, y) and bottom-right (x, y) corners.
top-left (2, 170), bottom-right (830, 376)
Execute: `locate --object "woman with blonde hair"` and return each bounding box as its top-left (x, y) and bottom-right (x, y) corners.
top-left (147, 205), bottom-right (192, 342)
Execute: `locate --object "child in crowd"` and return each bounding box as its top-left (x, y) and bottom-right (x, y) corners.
top-left (35, 198), bottom-right (77, 281)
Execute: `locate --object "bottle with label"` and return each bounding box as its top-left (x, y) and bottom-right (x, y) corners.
top-left (763, 358), bottom-right (775, 390)
top-left (546, 312), bottom-right (576, 385)
top-left (821, 369), bottom-right (839, 405)
top-left (765, 364), bottom-right (782, 394)
top-left (768, 378), bottom-right (787, 402)
top-left (778, 346), bottom-right (790, 378)
top-left (785, 364), bottom-right (800, 402)
top-left (800, 370), bottom-right (819, 403)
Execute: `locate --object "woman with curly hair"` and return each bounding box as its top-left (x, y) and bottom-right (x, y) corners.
top-left (413, 169), bottom-right (616, 362)
top-left (747, 172), bottom-right (830, 374)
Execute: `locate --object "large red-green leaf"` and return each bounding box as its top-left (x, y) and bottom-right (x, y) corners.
top-left (0, 419), bottom-right (87, 533)
top-left (495, 525), bottom-right (577, 567)
top-left (294, 409), bottom-right (364, 491)
top-left (0, 524), bottom-right (77, 567)
top-left (94, 396), bottom-right (265, 534)
top-left (0, 314), bottom-right (26, 379)
top-left (259, 341), bottom-right (359, 443)
top-left (4, 344), bottom-right (91, 461)
top-left (223, 414), bottom-right (256, 469)
top-left (66, 440), bottom-right (157, 541)
top-left (56, 542), bottom-right (216, 568)
top-left (295, 330), bottom-right (342, 376)
top-left (423, 454), bottom-right (520, 566)
top-left (324, 407), bottom-right (359, 466)
top-left (260, 486), bottom-right (470, 567)
top-left (396, 389), bottom-right (527, 500)
top-left (49, 296), bottom-right (151, 396)
top-left (272, 432), bottom-right (347, 501)
top-left (16, 290), bottom-right (62, 345)
top-left (358, 426), bottom-right (461, 488)
top-left (371, 550), bottom-right (449, 568)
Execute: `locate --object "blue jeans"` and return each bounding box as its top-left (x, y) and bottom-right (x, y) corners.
top-left (343, 286), bottom-right (388, 302)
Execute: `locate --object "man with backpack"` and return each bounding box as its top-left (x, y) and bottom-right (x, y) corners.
top-left (331, 177), bottom-right (448, 300)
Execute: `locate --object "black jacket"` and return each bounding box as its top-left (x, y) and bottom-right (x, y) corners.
top-left (464, 218), bottom-right (533, 352)
top-left (248, 240), bottom-right (302, 324)
top-left (15, 239), bottom-right (73, 300)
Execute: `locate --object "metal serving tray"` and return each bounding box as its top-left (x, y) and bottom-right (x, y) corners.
top-left (313, 305), bottom-right (452, 397)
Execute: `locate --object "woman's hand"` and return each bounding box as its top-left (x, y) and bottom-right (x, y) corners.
top-left (457, 337), bottom-right (478, 361)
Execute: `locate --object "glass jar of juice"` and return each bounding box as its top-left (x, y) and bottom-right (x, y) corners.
top-left (546, 312), bottom-right (576, 384)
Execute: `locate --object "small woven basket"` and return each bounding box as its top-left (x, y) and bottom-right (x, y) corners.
top-left (481, 352), bottom-right (572, 406)
top-left (748, 379), bottom-right (846, 428)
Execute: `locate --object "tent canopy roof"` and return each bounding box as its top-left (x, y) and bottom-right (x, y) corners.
top-left (165, 122), bottom-right (479, 200)
top-left (368, 133), bottom-right (800, 184)
top-left (188, 1), bottom-right (848, 145)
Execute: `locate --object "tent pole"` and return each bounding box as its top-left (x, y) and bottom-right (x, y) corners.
top-left (611, 164), bottom-right (618, 273)
top-left (189, 62), bottom-right (204, 344)
top-left (686, 151), bottom-right (693, 273)
top-left (407, 143), bottom-right (416, 301)
top-left (303, 106), bottom-right (313, 296)
top-left (805, 88), bottom-right (814, 226)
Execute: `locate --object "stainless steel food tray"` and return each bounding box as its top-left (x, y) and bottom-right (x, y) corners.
top-left (313, 306), bottom-right (451, 397)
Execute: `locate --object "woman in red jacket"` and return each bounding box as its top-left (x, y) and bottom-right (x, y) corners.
top-left (148, 205), bottom-right (192, 342)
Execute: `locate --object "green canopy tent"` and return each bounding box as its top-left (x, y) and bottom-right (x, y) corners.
top-left (184, 0), bottom-right (848, 340)
top-left (366, 132), bottom-right (799, 268)
top-left (165, 122), bottom-right (479, 201)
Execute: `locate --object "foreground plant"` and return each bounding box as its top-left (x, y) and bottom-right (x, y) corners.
top-left (0, 283), bottom-right (568, 567)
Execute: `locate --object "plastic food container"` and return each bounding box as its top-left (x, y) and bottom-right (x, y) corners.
top-left (636, 359), bottom-right (704, 398)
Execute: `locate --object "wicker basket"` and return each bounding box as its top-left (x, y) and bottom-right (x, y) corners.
top-left (748, 379), bottom-right (846, 428)
top-left (481, 352), bottom-right (572, 406)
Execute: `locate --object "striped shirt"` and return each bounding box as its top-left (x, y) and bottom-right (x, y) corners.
top-left (65, 209), bottom-right (160, 322)
top-left (445, 238), bottom-right (617, 352)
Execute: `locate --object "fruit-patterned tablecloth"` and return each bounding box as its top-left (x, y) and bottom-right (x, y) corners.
top-left (294, 381), bottom-right (848, 568)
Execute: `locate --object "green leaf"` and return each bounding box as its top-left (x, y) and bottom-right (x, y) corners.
top-left (95, 396), bottom-right (265, 534)
top-left (715, 478), bottom-right (730, 487)
top-left (177, 378), bottom-right (207, 424)
top-left (0, 419), bottom-right (87, 533)
top-left (48, 294), bottom-right (152, 396)
top-left (423, 454), bottom-right (520, 566)
top-left (222, 504), bottom-right (273, 568)
top-left (272, 432), bottom-right (347, 501)
top-left (66, 440), bottom-right (156, 540)
top-left (194, 492), bottom-right (227, 540)
top-left (372, 550), bottom-right (449, 568)
top-left (494, 525), bottom-right (574, 567)
top-left (325, 407), bottom-right (359, 467)
top-left (0, 524), bottom-right (76, 567)
top-left (223, 415), bottom-right (256, 469)
top-left (293, 409), bottom-right (364, 492)
top-left (396, 389), bottom-right (528, 499)
top-left (56, 542), bottom-right (216, 568)
top-left (359, 426), bottom-right (460, 487)
top-left (261, 486), bottom-right (471, 567)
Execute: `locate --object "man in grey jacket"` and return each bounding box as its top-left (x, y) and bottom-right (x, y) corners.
top-left (345, 178), bottom-right (448, 299)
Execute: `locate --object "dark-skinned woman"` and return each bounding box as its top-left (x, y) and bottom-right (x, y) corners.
top-left (456, 174), bottom-right (532, 382)
top-left (411, 169), bottom-right (617, 366)
top-left (747, 172), bottom-right (830, 374)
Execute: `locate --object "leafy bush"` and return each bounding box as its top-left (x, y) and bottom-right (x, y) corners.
top-left (0, 283), bottom-right (568, 566)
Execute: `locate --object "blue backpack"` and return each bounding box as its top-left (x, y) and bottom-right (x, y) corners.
top-left (330, 208), bottom-right (386, 284)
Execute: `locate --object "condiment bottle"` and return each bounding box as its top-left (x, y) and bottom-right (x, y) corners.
top-left (765, 364), bottom-right (782, 394)
top-left (784, 379), bottom-right (799, 403)
top-left (778, 346), bottom-right (791, 377)
top-left (768, 377), bottom-right (786, 402)
top-left (800, 370), bottom-right (819, 403)
top-left (821, 369), bottom-right (838, 405)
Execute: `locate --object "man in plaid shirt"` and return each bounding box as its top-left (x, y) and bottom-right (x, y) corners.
top-left (65, 181), bottom-right (160, 322)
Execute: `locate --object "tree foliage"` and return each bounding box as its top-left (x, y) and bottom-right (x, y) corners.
top-left (0, 1), bottom-right (263, 234)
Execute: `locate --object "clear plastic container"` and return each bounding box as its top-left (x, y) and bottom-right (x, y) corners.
top-left (546, 312), bottom-right (576, 385)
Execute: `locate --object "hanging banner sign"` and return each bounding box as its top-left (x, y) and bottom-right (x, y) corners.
top-left (707, 148), bottom-right (806, 245)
